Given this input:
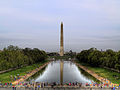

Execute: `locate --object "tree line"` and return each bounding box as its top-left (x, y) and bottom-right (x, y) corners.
top-left (0, 45), bottom-right (47, 71)
top-left (76, 48), bottom-right (120, 71)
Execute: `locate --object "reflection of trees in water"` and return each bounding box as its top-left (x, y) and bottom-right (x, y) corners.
top-left (51, 61), bottom-right (58, 66)
top-left (51, 62), bottom-right (53, 66)
top-left (78, 67), bottom-right (100, 83)
top-left (27, 66), bottom-right (46, 81)
top-left (70, 62), bottom-right (72, 66)
top-left (64, 61), bottom-right (73, 66)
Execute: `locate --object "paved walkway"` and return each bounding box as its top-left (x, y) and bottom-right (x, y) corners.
top-left (73, 62), bottom-right (119, 87)
top-left (0, 68), bottom-right (18, 74)
top-left (12, 62), bottom-right (50, 85)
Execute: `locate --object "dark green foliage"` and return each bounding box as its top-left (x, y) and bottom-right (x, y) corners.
top-left (0, 45), bottom-right (47, 71)
top-left (76, 48), bottom-right (120, 71)
top-left (65, 50), bottom-right (76, 58)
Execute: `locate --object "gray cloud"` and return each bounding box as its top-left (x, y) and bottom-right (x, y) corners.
top-left (0, 0), bottom-right (120, 52)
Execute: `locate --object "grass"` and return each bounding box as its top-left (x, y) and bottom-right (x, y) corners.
top-left (0, 60), bottom-right (48, 83)
top-left (26, 66), bottom-right (46, 81)
top-left (76, 61), bottom-right (120, 84)
top-left (88, 67), bottom-right (120, 84)
top-left (78, 67), bottom-right (100, 83)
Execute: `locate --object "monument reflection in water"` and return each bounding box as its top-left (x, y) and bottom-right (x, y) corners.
top-left (60, 60), bottom-right (63, 84)
top-left (32, 60), bottom-right (99, 84)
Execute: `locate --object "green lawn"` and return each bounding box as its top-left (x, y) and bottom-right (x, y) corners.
top-left (76, 61), bottom-right (120, 84)
top-left (0, 60), bottom-right (48, 83)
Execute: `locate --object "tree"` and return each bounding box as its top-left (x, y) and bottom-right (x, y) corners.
top-left (76, 48), bottom-right (120, 71)
top-left (0, 45), bottom-right (47, 71)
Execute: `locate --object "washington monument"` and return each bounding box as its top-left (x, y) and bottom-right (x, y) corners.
top-left (60, 22), bottom-right (64, 56)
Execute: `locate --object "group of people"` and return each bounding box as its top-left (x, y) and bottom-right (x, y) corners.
top-left (0, 81), bottom-right (120, 89)
top-left (9, 74), bottom-right (20, 81)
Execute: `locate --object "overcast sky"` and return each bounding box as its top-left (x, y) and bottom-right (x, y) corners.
top-left (0, 0), bottom-right (120, 52)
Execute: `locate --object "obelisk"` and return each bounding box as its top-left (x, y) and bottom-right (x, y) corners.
top-left (60, 22), bottom-right (64, 56)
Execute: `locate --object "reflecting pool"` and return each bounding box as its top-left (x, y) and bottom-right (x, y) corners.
top-left (28, 60), bottom-right (100, 84)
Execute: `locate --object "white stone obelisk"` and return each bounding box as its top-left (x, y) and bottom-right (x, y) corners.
top-left (60, 22), bottom-right (64, 56)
